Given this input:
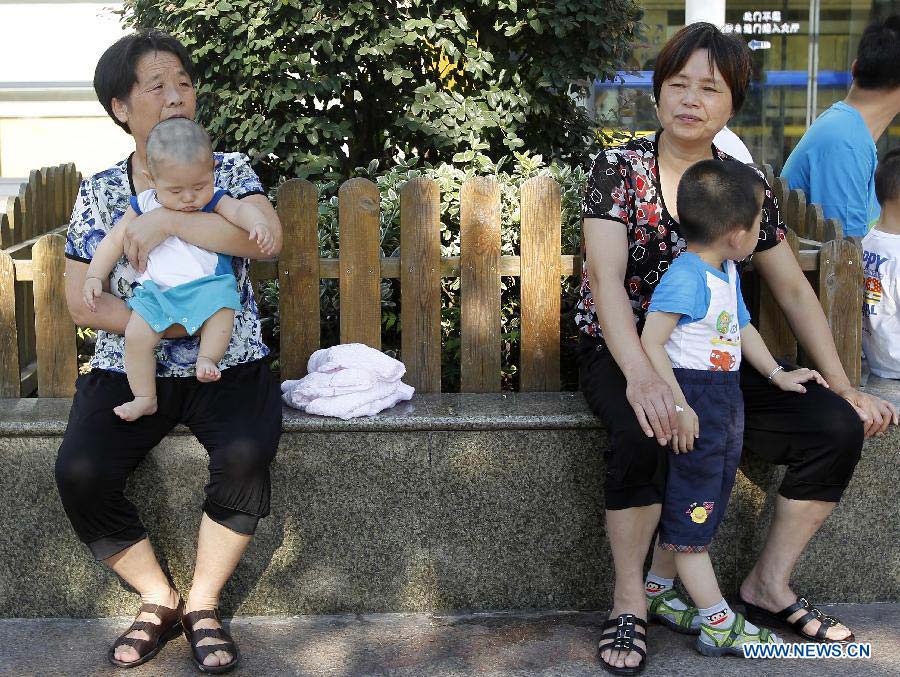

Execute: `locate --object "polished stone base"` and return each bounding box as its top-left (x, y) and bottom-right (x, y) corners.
top-left (1, 385), bottom-right (898, 618)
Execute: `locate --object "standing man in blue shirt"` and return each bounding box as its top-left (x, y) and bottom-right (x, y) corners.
top-left (782, 15), bottom-right (900, 238)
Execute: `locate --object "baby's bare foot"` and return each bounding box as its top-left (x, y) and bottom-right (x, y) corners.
top-left (114, 396), bottom-right (158, 421)
top-left (196, 357), bottom-right (221, 383)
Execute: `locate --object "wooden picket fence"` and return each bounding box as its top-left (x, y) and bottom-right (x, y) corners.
top-left (0, 164), bottom-right (80, 398)
top-left (0, 163), bottom-right (862, 399)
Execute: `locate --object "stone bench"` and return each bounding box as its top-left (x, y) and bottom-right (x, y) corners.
top-left (1, 381), bottom-right (898, 618)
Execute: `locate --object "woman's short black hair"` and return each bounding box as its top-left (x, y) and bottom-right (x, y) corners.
top-left (677, 160), bottom-right (765, 245)
top-left (854, 15), bottom-right (900, 91)
top-left (875, 148), bottom-right (900, 205)
top-left (653, 22), bottom-right (752, 113)
top-left (93, 29), bottom-right (194, 134)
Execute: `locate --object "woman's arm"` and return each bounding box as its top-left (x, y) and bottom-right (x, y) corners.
top-left (66, 258), bottom-right (132, 332)
top-left (121, 194), bottom-right (283, 273)
top-left (639, 312), bottom-right (688, 407)
top-left (65, 258), bottom-right (188, 338)
top-left (584, 217), bottom-right (677, 444)
top-left (753, 239), bottom-right (898, 434)
top-left (640, 311), bottom-right (698, 452)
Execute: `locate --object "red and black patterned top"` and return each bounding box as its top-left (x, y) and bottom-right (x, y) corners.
top-left (577, 132), bottom-right (786, 343)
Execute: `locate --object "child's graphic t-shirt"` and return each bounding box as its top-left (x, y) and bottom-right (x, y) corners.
top-left (647, 252), bottom-right (751, 371)
top-left (862, 228), bottom-right (900, 379)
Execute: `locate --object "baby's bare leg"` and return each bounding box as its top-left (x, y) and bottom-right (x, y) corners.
top-left (115, 312), bottom-right (163, 421)
top-left (196, 309), bottom-right (235, 383)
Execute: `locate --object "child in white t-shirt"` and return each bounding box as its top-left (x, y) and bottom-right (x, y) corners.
top-left (82, 118), bottom-right (276, 421)
top-left (641, 160), bottom-right (826, 657)
top-left (862, 148), bottom-right (900, 378)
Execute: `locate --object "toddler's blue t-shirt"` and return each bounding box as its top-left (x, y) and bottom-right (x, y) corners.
top-left (648, 252), bottom-right (751, 328)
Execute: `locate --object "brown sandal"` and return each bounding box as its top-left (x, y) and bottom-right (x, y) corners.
top-left (107, 598), bottom-right (184, 668)
top-left (183, 608), bottom-right (240, 674)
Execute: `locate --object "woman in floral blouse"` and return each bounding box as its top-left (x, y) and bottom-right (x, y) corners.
top-left (580, 22), bottom-right (896, 675)
top-left (55, 30), bottom-right (282, 672)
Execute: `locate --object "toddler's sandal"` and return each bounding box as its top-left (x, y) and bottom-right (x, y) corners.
top-left (696, 611), bottom-right (782, 657)
top-left (647, 588), bottom-right (700, 635)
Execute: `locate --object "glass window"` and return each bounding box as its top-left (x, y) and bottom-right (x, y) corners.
top-left (592, 0), bottom-right (899, 169)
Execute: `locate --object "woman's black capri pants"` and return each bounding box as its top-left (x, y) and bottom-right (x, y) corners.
top-left (578, 335), bottom-right (864, 510)
top-left (55, 359), bottom-right (282, 560)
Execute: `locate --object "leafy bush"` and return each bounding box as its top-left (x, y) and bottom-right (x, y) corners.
top-left (120, 0), bottom-right (642, 388)
top-left (258, 152), bottom-right (587, 390)
top-left (124, 0), bottom-right (642, 186)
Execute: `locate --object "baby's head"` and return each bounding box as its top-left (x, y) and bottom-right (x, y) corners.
top-left (676, 160), bottom-right (765, 260)
top-left (145, 118), bottom-right (214, 212)
top-left (875, 148), bottom-right (900, 220)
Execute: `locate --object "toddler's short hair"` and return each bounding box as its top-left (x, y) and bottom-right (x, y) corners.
top-left (676, 160), bottom-right (765, 245)
top-left (146, 118), bottom-right (213, 174)
top-left (875, 148), bottom-right (900, 206)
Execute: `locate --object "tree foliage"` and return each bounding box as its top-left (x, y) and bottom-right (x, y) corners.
top-left (124, 0), bottom-right (642, 186)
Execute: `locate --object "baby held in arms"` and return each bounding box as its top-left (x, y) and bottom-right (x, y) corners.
top-left (83, 118), bottom-right (276, 421)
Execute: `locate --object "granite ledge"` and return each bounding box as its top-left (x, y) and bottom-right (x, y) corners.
top-left (3, 376), bottom-right (897, 437)
top-left (0, 392), bottom-right (604, 436)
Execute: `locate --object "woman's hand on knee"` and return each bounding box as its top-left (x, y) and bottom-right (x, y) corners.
top-left (837, 387), bottom-right (898, 437)
top-left (625, 367), bottom-right (677, 445)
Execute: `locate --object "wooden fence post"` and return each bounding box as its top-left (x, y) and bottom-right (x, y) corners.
top-left (19, 182), bottom-right (32, 244)
top-left (45, 166), bottom-right (57, 232)
top-left (818, 239), bottom-right (862, 387)
top-left (785, 188), bottom-right (806, 236)
top-left (400, 178), bottom-right (442, 393)
top-left (339, 178), bottom-right (381, 349)
top-left (806, 203), bottom-right (825, 242)
top-left (823, 218), bottom-right (843, 241)
top-left (32, 234), bottom-right (76, 396)
top-left (277, 179), bottom-right (320, 380)
top-left (460, 177), bottom-right (501, 393)
top-left (6, 193), bottom-right (36, 390)
top-left (757, 228), bottom-right (800, 364)
top-left (67, 164), bottom-right (77, 211)
top-left (0, 250), bottom-right (19, 397)
top-left (29, 169), bottom-right (42, 239)
top-left (0, 212), bottom-right (9, 249)
top-left (520, 175), bottom-right (561, 391)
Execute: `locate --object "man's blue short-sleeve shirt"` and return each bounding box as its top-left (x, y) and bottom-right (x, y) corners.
top-left (782, 101), bottom-right (879, 238)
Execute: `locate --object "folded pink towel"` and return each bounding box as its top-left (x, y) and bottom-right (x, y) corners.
top-left (292, 368), bottom-right (377, 398)
top-left (304, 381), bottom-right (415, 420)
top-left (282, 344), bottom-right (415, 418)
top-left (307, 343), bottom-right (406, 382)
top-left (281, 379), bottom-right (314, 409)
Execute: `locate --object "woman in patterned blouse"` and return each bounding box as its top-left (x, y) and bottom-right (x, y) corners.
top-left (580, 22), bottom-right (896, 675)
top-left (55, 30), bottom-right (283, 672)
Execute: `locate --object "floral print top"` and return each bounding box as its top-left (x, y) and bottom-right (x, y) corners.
top-left (65, 152), bottom-right (269, 377)
top-left (577, 133), bottom-right (786, 344)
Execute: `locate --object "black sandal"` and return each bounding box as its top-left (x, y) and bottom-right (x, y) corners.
top-left (740, 595), bottom-right (855, 643)
top-left (597, 613), bottom-right (647, 676)
top-left (107, 599), bottom-right (184, 668)
top-left (183, 608), bottom-right (241, 674)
